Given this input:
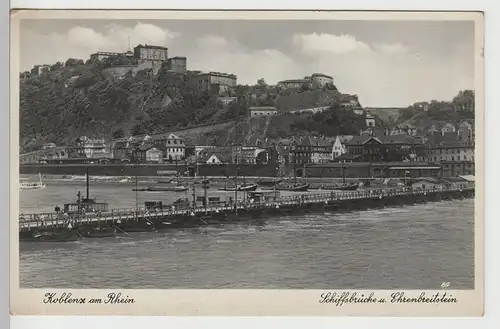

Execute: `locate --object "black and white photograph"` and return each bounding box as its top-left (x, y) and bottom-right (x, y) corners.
top-left (10, 10), bottom-right (483, 316)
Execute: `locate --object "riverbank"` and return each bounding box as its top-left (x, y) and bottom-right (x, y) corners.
top-left (23, 173), bottom-right (403, 190)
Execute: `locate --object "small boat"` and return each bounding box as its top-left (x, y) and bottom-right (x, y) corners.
top-left (30, 229), bottom-right (79, 242)
top-left (135, 184), bottom-right (188, 192)
top-left (218, 184), bottom-right (258, 192)
top-left (333, 183), bottom-right (359, 191)
top-left (79, 226), bottom-right (117, 238)
top-left (156, 179), bottom-right (176, 184)
top-left (256, 178), bottom-right (283, 186)
top-left (20, 173), bottom-right (46, 190)
top-left (276, 183), bottom-right (310, 192)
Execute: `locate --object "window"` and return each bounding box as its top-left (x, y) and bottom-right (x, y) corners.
top-left (451, 156), bottom-right (454, 161)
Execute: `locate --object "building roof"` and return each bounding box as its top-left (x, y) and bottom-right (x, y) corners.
top-left (459, 175), bottom-right (475, 182)
top-left (249, 106), bottom-right (277, 111)
top-left (459, 121), bottom-right (472, 129)
top-left (432, 140), bottom-right (474, 149)
top-left (135, 44), bottom-right (168, 50)
top-left (205, 151), bottom-right (233, 163)
top-left (337, 135), bottom-right (355, 143)
top-left (389, 166), bottom-right (441, 170)
top-left (311, 138), bottom-right (332, 147)
top-left (409, 177), bottom-right (443, 184)
top-left (335, 154), bottom-right (363, 161)
top-left (399, 123), bottom-right (416, 129)
top-left (441, 123), bottom-right (456, 130)
top-left (311, 73), bottom-right (333, 79)
top-left (197, 71), bottom-right (237, 78)
top-left (347, 135), bottom-right (421, 146)
top-left (136, 143), bottom-right (167, 152)
top-left (279, 79), bottom-right (311, 84)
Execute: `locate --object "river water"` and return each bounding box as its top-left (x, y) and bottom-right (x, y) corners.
top-left (18, 180), bottom-right (475, 289)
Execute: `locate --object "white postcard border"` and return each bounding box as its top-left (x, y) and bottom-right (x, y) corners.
top-left (9, 9), bottom-right (485, 317)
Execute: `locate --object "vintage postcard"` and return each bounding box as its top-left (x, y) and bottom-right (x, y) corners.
top-left (10, 10), bottom-right (484, 316)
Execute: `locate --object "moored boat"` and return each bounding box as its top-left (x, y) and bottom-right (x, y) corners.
top-left (276, 183), bottom-right (310, 192)
top-left (218, 184), bottom-right (258, 192)
top-left (30, 229), bottom-right (79, 242)
top-left (256, 178), bottom-right (283, 186)
top-left (332, 183), bottom-right (359, 191)
top-left (20, 173), bottom-right (46, 190)
top-left (79, 226), bottom-right (117, 238)
top-left (134, 184), bottom-right (188, 192)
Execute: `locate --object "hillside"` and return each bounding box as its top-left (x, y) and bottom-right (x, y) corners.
top-left (274, 89), bottom-right (344, 112)
top-left (393, 90), bottom-right (475, 133)
top-left (19, 59), bottom-right (244, 152)
top-left (364, 107), bottom-right (402, 122)
top-left (173, 106), bottom-right (367, 147)
top-left (19, 56), bottom-right (365, 152)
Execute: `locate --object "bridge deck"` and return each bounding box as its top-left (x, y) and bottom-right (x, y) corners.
top-left (18, 186), bottom-right (473, 231)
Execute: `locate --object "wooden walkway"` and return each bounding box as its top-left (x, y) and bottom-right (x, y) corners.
top-left (19, 186), bottom-right (474, 231)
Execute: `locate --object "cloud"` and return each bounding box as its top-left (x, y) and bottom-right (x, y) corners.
top-left (374, 43), bottom-right (409, 54)
top-left (189, 36), bottom-right (298, 84)
top-left (292, 33), bottom-right (371, 56)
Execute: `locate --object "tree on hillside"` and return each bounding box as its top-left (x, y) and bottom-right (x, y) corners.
top-left (131, 124), bottom-right (146, 136)
top-left (99, 54), bottom-right (138, 69)
top-left (50, 62), bottom-right (64, 71)
top-left (398, 107), bottom-right (417, 121)
top-left (112, 128), bottom-right (125, 139)
top-left (289, 106), bottom-right (366, 136)
top-left (65, 58), bottom-right (84, 67)
top-left (257, 78), bottom-right (267, 87)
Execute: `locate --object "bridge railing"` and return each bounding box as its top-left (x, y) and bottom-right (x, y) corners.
top-left (18, 185), bottom-right (474, 224)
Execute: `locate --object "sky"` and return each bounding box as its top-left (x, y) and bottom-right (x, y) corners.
top-left (19, 19), bottom-right (476, 107)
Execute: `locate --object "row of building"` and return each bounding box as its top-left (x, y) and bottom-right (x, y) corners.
top-left (277, 73), bottom-right (335, 90)
top-left (21, 123), bottom-right (473, 165)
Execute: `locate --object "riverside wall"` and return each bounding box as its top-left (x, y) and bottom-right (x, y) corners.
top-left (20, 162), bottom-right (444, 178)
top-left (20, 163), bottom-right (278, 177)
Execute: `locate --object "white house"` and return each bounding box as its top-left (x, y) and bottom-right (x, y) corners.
top-left (441, 123), bottom-right (456, 134)
top-left (218, 96), bottom-right (237, 106)
top-left (249, 106), bottom-right (278, 117)
top-left (151, 133), bottom-right (185, 160)
top-left (365, 112), bottom-right (376, 127)
top-left (331, 135), bottom-right (354, 160)
top-left (331, 136), bottom-right (346, 160)
top-left (206, 154), bottom-right (222, 164)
